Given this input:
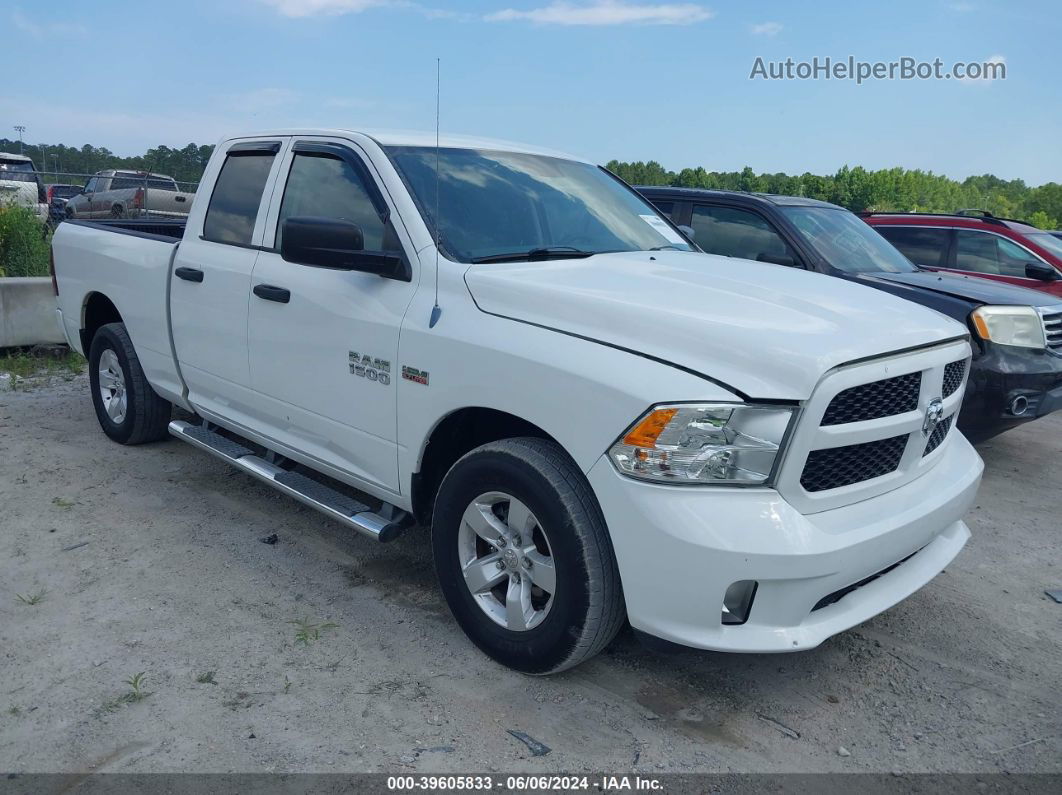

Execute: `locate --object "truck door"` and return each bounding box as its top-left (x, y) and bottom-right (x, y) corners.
top-left (246, 138), bottom-right (418, 494)
top-left (169, 139), bottom-right (288, 426)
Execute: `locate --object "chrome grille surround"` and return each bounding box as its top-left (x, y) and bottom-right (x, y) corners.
top-left (1040, 306), bottom-right (1062, 352)
top-left (775, 338), bottom-right (971, 515)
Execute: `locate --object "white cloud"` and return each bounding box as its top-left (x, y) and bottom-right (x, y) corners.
top-left (258, 0), bottom-right (397, 18)
top-left (957, 54), bottom-right (1006, 86)
top-left (485, 1), bottom-right (714, 26)
top-left (750, 21), bottom-right (782, 36)
top-left (949, 2), bottom-right (975, 11)
top-left (11, 8), bottom-right (87, 37)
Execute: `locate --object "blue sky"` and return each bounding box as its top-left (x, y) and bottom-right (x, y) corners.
top-left (3, 1), bottom-right (1060, 184)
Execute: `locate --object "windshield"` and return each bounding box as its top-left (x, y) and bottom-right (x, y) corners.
top-left (386, 146), bottom-right (692, 263)
top-left (1026, 232), bottom-right (1062, 260)
top-left (781, 206), bottom-right (917, 274)
top-left (0, 159), bottom-right (38, 183)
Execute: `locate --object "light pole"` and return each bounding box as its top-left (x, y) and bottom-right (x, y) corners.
top-left (14, 125), bottom-right (26, 154)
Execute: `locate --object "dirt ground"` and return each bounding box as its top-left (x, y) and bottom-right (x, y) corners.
top-left (1, 372), bottom-right (1059, 775)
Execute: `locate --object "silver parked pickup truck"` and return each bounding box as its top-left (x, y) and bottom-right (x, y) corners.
top-left (65, 169), bottom-right (194, 220)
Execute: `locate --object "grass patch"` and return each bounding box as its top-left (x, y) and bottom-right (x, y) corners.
top-left (289, 617), bottom-right (339, 646)
top-left (0, 206), bottom-right (50, 278)
top-left (0, 347), bottom-right (85, 382)
top-left (16, 589), bottom-right (47, 606)
top-left (100, 672), bottom-right (151, 713)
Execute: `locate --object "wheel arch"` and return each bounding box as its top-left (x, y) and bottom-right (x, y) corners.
top-left (80, 291), bottom-right (123, 353)
top-left (411, 406), bottom-right (562, 527)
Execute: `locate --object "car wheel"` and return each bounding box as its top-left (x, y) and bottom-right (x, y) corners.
top-left (111, 205), bottom-right (124, 219)
top-left (432, 437), bottom-right (625, 674)
top-left (88, 323), bottom-right (171, 444)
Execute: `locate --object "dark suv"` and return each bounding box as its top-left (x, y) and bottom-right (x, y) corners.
top-left (638, 187), bottom-right (1062, 442)
top-left (864, 211), bottom-right (1062, 299)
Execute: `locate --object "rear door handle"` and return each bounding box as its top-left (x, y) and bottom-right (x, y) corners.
top-left (253, 284), bottom-right (290, 304)
top-left (174, 267), bottom-right (204, 282)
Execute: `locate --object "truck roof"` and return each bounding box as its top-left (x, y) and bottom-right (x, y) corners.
top-left (221, 129), bottom-right (588, 163)
top-left (0, 152), bottom-right (34, 163)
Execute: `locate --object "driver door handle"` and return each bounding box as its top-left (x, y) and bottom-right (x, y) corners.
top-left (174, 267), bottom-right (204, 282)
top-left (253, 284), bottom-right (291, 304)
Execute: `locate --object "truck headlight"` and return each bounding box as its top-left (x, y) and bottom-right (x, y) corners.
top-left (608, 404), bottom-right (795, 485)
top-left (971, 306), bottom-right (1046, 349)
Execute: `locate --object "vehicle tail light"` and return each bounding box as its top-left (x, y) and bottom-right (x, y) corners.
top-left (47, 185), bottom-right (54, 202)
top-left (132, 188), bottom-right (144, 209)
top-left (49, 246), bottom-right (58, 296)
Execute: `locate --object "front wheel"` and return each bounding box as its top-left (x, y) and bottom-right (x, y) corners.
top-left (88, 323), bottom-right (172, 444)
top-left (432, 437), bottom-right (625, 674)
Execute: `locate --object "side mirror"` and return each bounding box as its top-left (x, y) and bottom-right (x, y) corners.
top-left (757, 252), bottom-right (797, 268)
top-left (280, 216), bottom-right (404, 278)
top-left (678, 224), bottom-right (696, 240)
top-left (1025, 261), bottom-right (1060, 282)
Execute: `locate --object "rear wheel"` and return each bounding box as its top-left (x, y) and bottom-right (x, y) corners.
top-left (88, 323), bottom-right (171, 444)
top-left (111, 205), bottom-right (124, 219)
top-left (432, 437), bottom-right (625, 674)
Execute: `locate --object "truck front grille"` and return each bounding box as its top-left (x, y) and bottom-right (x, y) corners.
top-left (821, 372), bottom-right (921, 426)
top-left (1043, 310), bottom-right (1062, 352)
top-left (923, 415), bottom-right (953, 456)
top-left (779, 341), bottom-right (972, 511)
top-left (942, 360), bottom-right (966, 397)
top-left (800, 434), bottom-right (908, 492)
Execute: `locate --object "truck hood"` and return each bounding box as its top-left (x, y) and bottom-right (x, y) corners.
top-left (862, 269), bottom-right (1056, 307)
top-left (464, 251), bottom-right (967, 399)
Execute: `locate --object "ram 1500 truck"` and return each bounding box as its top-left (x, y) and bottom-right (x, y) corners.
top-left (51, 129), bottom-right (984, 673)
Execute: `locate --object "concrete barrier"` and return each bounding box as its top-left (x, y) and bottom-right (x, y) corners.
top-left (0, 277), bottom-right (65, 348)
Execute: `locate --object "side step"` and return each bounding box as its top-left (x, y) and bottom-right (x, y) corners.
top-left (168, 420), bottom-right (412, 543)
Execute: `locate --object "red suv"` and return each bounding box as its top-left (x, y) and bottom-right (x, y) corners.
top-left (863, 211), bottom-right (1062, 298)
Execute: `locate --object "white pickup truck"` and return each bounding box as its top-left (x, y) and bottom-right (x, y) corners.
top-left (51, 129), bottom-right (984, 673)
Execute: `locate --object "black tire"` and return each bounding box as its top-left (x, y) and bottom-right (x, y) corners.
top-left (111, 205), bottom-right (124, 219)
top-left (88, 322), bottom-right (171, 444)
top-left (432, 437), bottom-right (625, 674)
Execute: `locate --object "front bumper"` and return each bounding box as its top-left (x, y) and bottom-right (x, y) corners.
top-left (961, 343), bottom-right (1062, 441)
top-left (588, 432), bottom-right (983, 653)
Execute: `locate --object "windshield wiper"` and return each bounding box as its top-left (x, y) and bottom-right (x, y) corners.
top-left (649, 245), bottom-right (683, 251)
top-left (471, 246), bottom-right (596, 264)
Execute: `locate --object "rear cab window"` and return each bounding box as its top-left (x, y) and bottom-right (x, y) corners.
top-left (203, 144), bottom-right (280, 246)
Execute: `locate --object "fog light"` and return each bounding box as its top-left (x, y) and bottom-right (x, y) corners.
top-left (721, 580), bottom-right (758, 625)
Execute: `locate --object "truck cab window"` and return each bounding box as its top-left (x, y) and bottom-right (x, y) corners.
top-left (277, 153), bottom-right (398, 253)
top-left (203, 151), bottom-right (276, 245)
top-left (692, 205), bottom-right (796, 266)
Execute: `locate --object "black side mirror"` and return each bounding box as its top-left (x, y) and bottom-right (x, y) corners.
top-left (757, 252), bottom-right (797, 268)
top-left (1025, 261), bottom-right (1060, 281)
top-left (280, 216), bottom-right (404, 278)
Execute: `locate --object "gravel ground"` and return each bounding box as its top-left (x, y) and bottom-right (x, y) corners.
top-left (0, 372), bottom-right (1059, 775)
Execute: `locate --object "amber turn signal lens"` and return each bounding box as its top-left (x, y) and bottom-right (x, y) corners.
top-left (622, 408), bottom-right (678, 448)
top-left (971, 312), bottom-right (991, 340)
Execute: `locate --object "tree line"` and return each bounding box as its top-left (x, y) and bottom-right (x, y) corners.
top-left (606, 160), bottom-right (1062, 230)
top-left (3, 137), bottom-right (1058, 228)
top-left (0, 139), bottom-right (213, 186)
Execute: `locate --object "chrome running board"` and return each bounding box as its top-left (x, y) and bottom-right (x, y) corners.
top-left (168, 420), bottom-right (412, 543)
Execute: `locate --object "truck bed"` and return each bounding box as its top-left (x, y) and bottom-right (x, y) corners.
top-left (61, 217), bottom-right (186, 240)
top-left (52, 217), bottom-right (186, 406)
